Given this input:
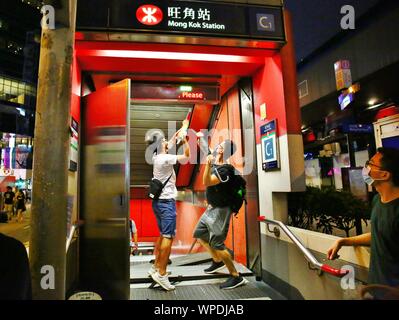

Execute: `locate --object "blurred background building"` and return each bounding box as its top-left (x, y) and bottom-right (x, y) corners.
top-left (0, 0), bottom-right (42, 190)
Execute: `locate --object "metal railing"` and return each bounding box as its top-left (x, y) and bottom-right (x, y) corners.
top-left (258, 216), bottom-right (349, 278)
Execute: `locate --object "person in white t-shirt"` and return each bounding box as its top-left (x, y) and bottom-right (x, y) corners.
top-left (147, 129), bottom-right (190, 291)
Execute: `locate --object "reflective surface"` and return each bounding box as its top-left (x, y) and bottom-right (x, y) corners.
top-left (80, 79), bottom-right (131, 299)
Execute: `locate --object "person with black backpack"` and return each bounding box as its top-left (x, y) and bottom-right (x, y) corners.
top-left (193, 138), bottom-right (248, 290)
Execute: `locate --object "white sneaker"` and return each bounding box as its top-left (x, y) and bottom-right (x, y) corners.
top-left (151, 271), bottom-right (175, 291)
top-left (148, 265), bottom-right (158, 276)
top-left (148, 265), bottom-right (172, 276)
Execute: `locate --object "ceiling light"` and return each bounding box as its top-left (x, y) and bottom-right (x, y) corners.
top-left (78, 49), bottom-right (256, 63)
top-left (179, 86), bottom-right (192, 92)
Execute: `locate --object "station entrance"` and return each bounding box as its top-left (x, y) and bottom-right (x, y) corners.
top-left (70, 0), bottom-right (291, 300)
top-left (76, 45), bottom-right (266, 299)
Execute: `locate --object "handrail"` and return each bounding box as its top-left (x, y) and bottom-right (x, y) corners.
top-left (258, 216), bottom-right (349, 278)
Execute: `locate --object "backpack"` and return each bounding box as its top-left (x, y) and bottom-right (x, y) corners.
top-left (215, 164), bottom-right (247, 215)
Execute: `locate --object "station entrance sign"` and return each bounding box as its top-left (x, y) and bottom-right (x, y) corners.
top-left (77, 0), bottom-right (285, 42)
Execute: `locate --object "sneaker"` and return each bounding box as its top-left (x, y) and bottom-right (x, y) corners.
top-left (220, 275), bottom-right (248, 290)
top-left (151, 271), bottom-right (175, 291)
top-left (204, 260), bottom-right (226, 274)
top-left (148, 265), bottom-right (158, 276)
top-left (148, 265), bottom-right (171, 277)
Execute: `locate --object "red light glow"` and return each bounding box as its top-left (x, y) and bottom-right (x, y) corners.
top-left (77, 49), bottom-right (257, 63)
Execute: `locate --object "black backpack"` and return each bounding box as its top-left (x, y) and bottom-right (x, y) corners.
top-left (215, 164), bottom-right (247, 215)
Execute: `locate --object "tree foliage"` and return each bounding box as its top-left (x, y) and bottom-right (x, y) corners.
top-left (288, 187), bottom-right (371, 236)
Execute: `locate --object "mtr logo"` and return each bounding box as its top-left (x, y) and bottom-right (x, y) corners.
top-left (136, 5), bottom-right (163, 26)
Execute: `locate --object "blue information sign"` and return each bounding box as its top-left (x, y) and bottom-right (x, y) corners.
top-left (342, 124), bottom-right (373, 134)
top-left (260, 119), bottom-right (279, 171)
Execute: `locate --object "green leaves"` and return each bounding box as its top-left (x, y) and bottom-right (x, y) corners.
top-left (288, 186), bottom-right (371, 236)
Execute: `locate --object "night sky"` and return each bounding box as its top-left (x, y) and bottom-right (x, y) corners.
top-left (284, 0), bottom-right (382, 63)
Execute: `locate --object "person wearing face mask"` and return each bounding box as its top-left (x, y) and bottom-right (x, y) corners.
top-left (327, 147), bottom-right (399, 299)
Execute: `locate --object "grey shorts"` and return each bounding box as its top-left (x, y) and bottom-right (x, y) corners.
top-left (193, 206), bottom-right (232, 250)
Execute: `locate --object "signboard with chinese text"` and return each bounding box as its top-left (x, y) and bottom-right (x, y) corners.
top-left (334, 60), bottom-right (352, 91)
top-left (77, 0), bottom-right (285, 41)
top-left (260, 119), bottom-right (280, 171)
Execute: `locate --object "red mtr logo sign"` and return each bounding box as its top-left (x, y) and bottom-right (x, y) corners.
top-left (136, 5), bottom-right (163, 26)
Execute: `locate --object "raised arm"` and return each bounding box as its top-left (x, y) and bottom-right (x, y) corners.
top-left (176, 138), bottom-right (190, 163)
top-left (203, 155), bottom-right (221, 187)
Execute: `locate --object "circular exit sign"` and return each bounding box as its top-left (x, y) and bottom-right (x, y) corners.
top-left (136, 5), bottom-right (163, 26)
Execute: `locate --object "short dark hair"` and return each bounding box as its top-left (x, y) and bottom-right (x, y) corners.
top-left (146, 131), bottom-right (165, 155)
top-left (377, 147), bottom-right (399, 186)
top-left (6, 186), bottom-right (12, 190)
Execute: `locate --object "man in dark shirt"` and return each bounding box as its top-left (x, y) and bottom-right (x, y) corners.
top-left (193, 139), bottom-right (248, 290)
top-left (3, 186), bottom-right (15, 221)
top-left (327, 148), bottom-right (399, 299)
top-left (0, 233), bottom-right (32, 300)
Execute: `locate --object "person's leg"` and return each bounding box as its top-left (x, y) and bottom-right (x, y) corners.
top-left (207, 208), bottom-right (247, 289)
top-left (151, 200), bottom-right (164, 270)
top-left (193, 208), bottom-right (228, 274)
top-left (150, 200), bottom-right (176, 290)
top-left (153, 236), bottom-right (162, 269)
top-left (216, 249), bottom-right (238, 277)
top-left (157, 200), bottom-right (176, 275)
top-left (157, 236), bottom-right (173, 275)
top-left (198, 238), bottom-right (222, 262)
top-left (5, 204), bottom-right (11, 220)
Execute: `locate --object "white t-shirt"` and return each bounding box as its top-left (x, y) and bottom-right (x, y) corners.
top-left (152, 153), bottom-right (178, 199)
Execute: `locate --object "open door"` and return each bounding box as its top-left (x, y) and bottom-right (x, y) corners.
top-left (80, 79), bottom-right (131, 300)
top-left (238, 79), bottom-right (261, 277)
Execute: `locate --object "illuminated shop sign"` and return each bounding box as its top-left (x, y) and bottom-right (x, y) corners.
top-left (342, 124), bottom-right (373, 134)
top-left (81, 0), bottom-right (285, 41)
top-left (338, 92), bottom-right (354, 110)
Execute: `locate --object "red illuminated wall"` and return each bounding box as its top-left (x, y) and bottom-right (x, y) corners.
top-left (176, 104), bottom-right (214, 187)
top-left (174, 202), bottom-right (206, 254)
top-left (71, 55), bottom-right (81, 122)
top-left (252, 11), bottom-right (302, 143)
top-left (253, 55), bottom-right (286, 144)
top-left (130, 188), bottom-right (159, 242)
